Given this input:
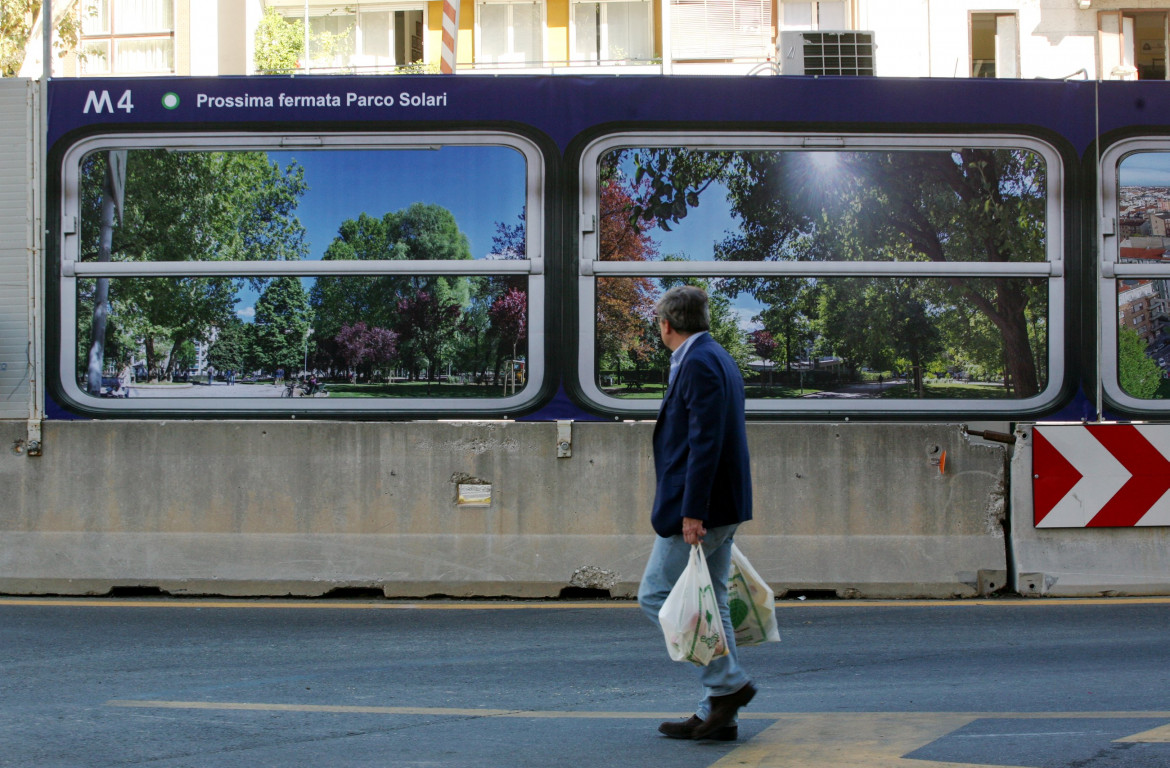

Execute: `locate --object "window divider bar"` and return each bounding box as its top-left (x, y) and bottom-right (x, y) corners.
top-left (63, 259), bottom-right (535, 278)
top-left (586, 260), bottom-right (1058, 278)
top-left (1109, 263), bottom-right (1170, 279)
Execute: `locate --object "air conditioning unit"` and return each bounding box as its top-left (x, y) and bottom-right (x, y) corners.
top-left (779, 30), bottom-right (875, 76)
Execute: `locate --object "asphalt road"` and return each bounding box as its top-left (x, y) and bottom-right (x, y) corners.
top-left (2, 596), bottom-right (1169, 768)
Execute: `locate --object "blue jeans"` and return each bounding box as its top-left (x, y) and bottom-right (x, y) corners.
top-left (637, 524), bottom-right (749, 721)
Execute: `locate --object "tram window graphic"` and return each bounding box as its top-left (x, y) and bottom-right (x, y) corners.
top-left (1112, 151), bottom-right (1170, 402)
top-left (579, 135), bottom-right (1063, 413)
top-left (62, 136), bottom-right (540, 412)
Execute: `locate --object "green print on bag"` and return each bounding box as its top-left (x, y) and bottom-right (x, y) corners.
top-left (729, 596), bottom-right (750, 629)
top-left (684, 587), bottom-right (726, 663)
top-left (728, 544), bottom-right (781, 647)
top-left (696, 609), bottom-right (722, 651)
top-left (729, 570), bottom-right (770, 643)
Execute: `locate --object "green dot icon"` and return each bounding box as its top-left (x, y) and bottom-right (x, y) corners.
top-left (161, 92), bottom-right (180, 110)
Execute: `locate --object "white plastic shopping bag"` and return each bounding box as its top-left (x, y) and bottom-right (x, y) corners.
top-left (728, 543), bottom-right (780, 646)
top-left (658, 544), bottom-right (729, 666)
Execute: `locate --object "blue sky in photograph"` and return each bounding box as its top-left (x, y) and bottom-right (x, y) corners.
top-left (1120, 152), bottom-right (1170, 186)
top-left (640, 178), bottom-right (763, 332)
top-left (235, 145), bottom-right (527, 319)
top-left (649, 190), bottom-right (737, 261)
top-left (270, 145), bottom-right (527, 260)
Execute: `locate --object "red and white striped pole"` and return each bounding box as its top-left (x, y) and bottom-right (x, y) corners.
top-left (440, 0), bottom-right (460, 74)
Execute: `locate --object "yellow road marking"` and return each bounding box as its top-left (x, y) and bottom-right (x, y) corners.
top-left (7, 596), bottom-right (1170, 610)
top-left (712, 713), bottom-right (1017, 768)
top-left (1117, 723), bottom-right (1170, 742)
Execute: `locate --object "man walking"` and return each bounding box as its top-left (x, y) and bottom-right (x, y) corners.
top-left (637, 285), bottom-right (756, 741)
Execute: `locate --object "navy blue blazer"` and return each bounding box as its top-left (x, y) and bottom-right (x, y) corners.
top-left (651, 333), bottom-right (753, 538)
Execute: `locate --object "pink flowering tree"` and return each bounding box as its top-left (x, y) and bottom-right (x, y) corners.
top-left (489, 287), bottom-right (527, 391)
top-left (335, 322), bottom-right (398, 381)
top-left (750, 329), bottom-right (778, 388)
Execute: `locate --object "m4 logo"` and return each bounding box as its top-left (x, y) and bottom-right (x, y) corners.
top-left (83, 90), bottom-right (134, 114)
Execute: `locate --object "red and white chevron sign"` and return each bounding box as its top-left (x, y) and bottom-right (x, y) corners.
top-left (1033, 425), bottom-right (1170, 527)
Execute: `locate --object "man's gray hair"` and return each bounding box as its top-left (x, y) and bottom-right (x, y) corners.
top-left (655, 286), bottom-right (710, 334)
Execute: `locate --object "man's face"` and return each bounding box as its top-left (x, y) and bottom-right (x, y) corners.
top-left (659, 319), bottom-right (682, 351)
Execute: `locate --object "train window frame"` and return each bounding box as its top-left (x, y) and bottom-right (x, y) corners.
top-left (56, 131), bottom-right (546, 415)
top-left (577, 131), bottom-right (1066, 416)
top-left (1100, 138), bottom-right (1170, 412)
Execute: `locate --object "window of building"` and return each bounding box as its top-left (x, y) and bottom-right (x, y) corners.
top-left (779, 1), bottom-right (846, 31)
top-left (476, 0), bottom-right (544, 66)
top-left (267, 1), bottom-right (426, 72)
top-left (78, 0), bottom-right (175, 75)
top-left (1100, 142), bottom-right (1170, 407)
top-left (670, 0), bottom-right (773, 60)
top-left (970, 12), bottom-right (1018, 78)
top-left (578, 133), bottom-right (1064, 416)
top-left (570, 0), bottom-right (653, 64)
top-left (1099, 11), bottom-right (1168, 81)
top-left (57, 133), bottom-right (545, 415)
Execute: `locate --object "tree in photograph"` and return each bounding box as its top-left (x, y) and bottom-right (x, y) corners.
top-left (335, 322), bottom-right (398, 382)
top-left (82, 150), bottom-right (123, 393)
top-left (890, 291), bottom-right (944, 397)
top-left (706, 284), bottom-right (753, 373)
top-left (625, 147), bottom-right (1048, 397)
top-left (391, 202), bottom-right (474, 265)
top-left (491, 208), bottom-right (526, 259)
top-left (749, 329), bottom-right (778, 387)
top-left (815, 278), bottom-right (900, 378)
top-left (76, 276), bottom-right (142, 384)
top-left (311, 203), bottom-right (473, 368)
top-left (78, 149), bottom-right (307, 383)
top-left (452, 210), bottom-right (530, 383)
top-left (857, 150), bottom-right (1044, 396)
top-left (936, 286), bottom-right (1016, 383)
top-left (212, 153), bottom-right (309, 264)
top-left (310, 215), bottom-right (398, 349)
top-left (454, 298), bottom-right (491, 384)
top-left (207, 315), bottom-right (256, 376)
top-left (395, 290), bottom-right (462, 384)
top-left (489, 287), bottom-right (527, 392)
top-left (152, 276), bottom-right (240, 381)
top-left (171, 340), bottom-right (198, 376)
top-left (252, 277), bottom-right (314, 375)
top-left (636, 317), bottom-right (671, 380)
top-left (596, 164), bottom-right (659, 385)
top-left (751, 277), bottom-right (819, 374)
top-left (1119, 326), bottom-right (1164, 399)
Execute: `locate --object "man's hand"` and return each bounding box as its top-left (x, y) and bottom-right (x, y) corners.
top-left (682, 517), bottom-right (707, 546)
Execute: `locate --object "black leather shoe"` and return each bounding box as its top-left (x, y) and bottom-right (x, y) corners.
top-left (658, 714), bottom-right (738, 741)
top-left (690, 682), bottom-right (757, 740)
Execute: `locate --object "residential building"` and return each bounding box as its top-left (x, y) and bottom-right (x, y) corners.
top-left (1153, 211), bottom-right (1170, 237)
top-left (1118, 246), bottom-right (1170, 360)
top-left (20, 0), bottom-right (1170, 80)
top-left (1119, 279), bottom-right (1169, 347)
